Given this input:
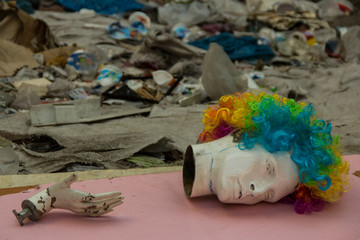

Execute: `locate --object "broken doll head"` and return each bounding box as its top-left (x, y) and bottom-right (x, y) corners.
top-left (183, 92), bottom-right (349, 214)
top-left (183, 135), bottom-right (299, 204)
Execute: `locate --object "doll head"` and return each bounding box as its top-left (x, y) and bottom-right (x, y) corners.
top-left (191, 91), bottom-right (349, 214)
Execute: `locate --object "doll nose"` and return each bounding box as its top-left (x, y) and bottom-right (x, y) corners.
top-left (247, 182), bottom-right (268, 197)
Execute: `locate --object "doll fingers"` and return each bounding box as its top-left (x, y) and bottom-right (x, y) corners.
top-left (50, 173), bottom-right (78, 191)
top-left (81, 197), bottom-right (123, 211)
top-left (82, 191), bottom-right (122, 202)
top-left (83, 208), bottom-right (114, 217)
top-left (80, 199), bottom-right (123, 216)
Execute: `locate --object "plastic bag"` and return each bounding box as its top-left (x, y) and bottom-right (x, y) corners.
top-left (317, 0), bottom-right (354, 20)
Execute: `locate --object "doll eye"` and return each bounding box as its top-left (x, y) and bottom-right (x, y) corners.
top-left (266, 159), bottom-right (274, 175)
top-left (250, 184), bottom-right (255, 191)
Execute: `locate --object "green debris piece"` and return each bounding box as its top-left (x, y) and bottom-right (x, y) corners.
top-left (271, 86), bottom-right (278, 93)
top-left (127, 155), bottom-right (167, 168)
top-left (0, 136), bottom-right (11, 147)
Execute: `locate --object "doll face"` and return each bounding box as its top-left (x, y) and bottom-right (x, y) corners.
top-left (211, 144), bottom-right (299, 204)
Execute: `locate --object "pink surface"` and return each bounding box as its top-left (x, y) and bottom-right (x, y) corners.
top-left (1, 156), bottom-right (360, 240)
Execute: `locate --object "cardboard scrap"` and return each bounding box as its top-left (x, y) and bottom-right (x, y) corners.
top-left (0, 40), bottom-right (39, 77)
top-left (0, 1), bottom-right (58, 53)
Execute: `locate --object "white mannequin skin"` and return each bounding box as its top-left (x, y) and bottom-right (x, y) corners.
top-left (47, 173), bottom-right (123, 215)
top-left (183, 135), bottom-right (300, 204)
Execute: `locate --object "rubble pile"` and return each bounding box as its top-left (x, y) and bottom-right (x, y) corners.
top-left (0, 0), bottom-right (359, 174)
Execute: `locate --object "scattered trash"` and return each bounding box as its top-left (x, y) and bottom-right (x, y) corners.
top-left (158, 1), bottom-right (211, 27)
top-left (40, 46), bottom-right (83, 67)
top-left (13, 78), bottom-right (52, 98)
top-left (131, 29), bottom-right (205, 70)
top-left (67, 50), bottom-right (97, 78)
top-left (67, 88), bottom-right (89, 100)
top-left (189, 33), bottom-right (275, 62)
top-left (10, 87), bottom-right (42, 110)
top-left (29, 98), bottom-right (152, 126)
top-left (13, 135), bottom-right (65, 153)
top-left (172, 23), bottom-right (193, 42)
top-left (0, 0), bottom-right (359, 175)
top-left (107, 21), bottom-right (148, 41)
top-left (129, 11), bottom-right (151, 29)
top-left (0, 147), bottom-right (19, 175)
top-left (102, 77), bottom-right (164, 103)
top-left (0, 40), bottom-right (39, 77)
top-left (55, 0), bottom-right (143, 14)
top-left (127, 155), bottom-right (166, 168)
top-left (97, 65), bottom-right (123, 87)
top-left (152, 71), bottom-right (186, 95)
top-left (201, 43), bottom-right (248, 100)
top-left (325, 39), bottom-right (344, 58)
top-left (0, 1), bottom-right (58, 52)
top-left (341, 25), bottom-right (360, 61)
top-left (317, 0), bottom-right (354, 21)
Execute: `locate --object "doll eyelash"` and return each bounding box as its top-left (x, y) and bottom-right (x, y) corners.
top-left (266, 159), bottom-right (273, 175)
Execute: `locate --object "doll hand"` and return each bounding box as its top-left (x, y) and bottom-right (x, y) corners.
top-left (48, 173), bottom-right (124, 217)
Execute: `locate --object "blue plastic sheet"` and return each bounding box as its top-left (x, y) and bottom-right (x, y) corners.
top-left (188, 33), bottom-right (275, 62)
top-left (56, 0), bottom-right (143, 14)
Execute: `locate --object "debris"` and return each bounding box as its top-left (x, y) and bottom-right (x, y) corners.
top-left (55, 0), bottom-right (143, 14)
top-left (341, 25), bottom-right (360, 61)
top-left (127, 155), bottom-right (166, 168)
top-left (13, 135), bottom-right (65, 153)
top-left (317, 0), bottom-right (354, 21)
top-left (67, 50), bottom-right (97, 79)
top-left (0, 40), bottom-right (39, 77)
top-left (47, 79), bottom-right (75, 98)
top-left (67, 88), bottom-right (89, 100)
top-left (40, 46), bottom-right (83, 67)
top-left (13, 78), bottom-right (52, 98)
top-left (158, 1), bottom-right (211, 27)
top-left (10, 87), bottom-right (42, 110)
top-left (106, 20), bottom-right (149, 41)
top-left (0, 1), bottom-right (58, 52)
top-left (29, 98), bottom-right (151, 126)
top-left (0, 147), bottom-right (19, 175)
top-left (152, 70), bottom-right (186, 94)
top-left (200, 43), bottom-right (248, 100)
top-left (97, 65), bottom-right (123, 87)
top-left (131, 29), bottom-right (205, 69)
top-left (0, 0), bottom-right (359, 176)
top-left (188, 33), bottom-right (275, 62)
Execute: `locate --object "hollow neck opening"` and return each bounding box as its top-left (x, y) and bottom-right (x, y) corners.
top-left (183, 145), bottom-right (195, 198)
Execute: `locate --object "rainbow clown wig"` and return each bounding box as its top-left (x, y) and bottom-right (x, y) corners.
top-left (199, 91), bottom-right (350, 214)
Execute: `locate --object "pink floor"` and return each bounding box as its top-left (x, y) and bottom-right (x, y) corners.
top-left (1, 156), bottom-right (359, 240)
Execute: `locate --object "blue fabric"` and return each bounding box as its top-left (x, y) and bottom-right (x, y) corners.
top-left (188, 33), bottom-right (275, 62)
top-left (5, 0), bottom-right (36, 14)
top-left (56, 0), bottom-right (143, 14)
